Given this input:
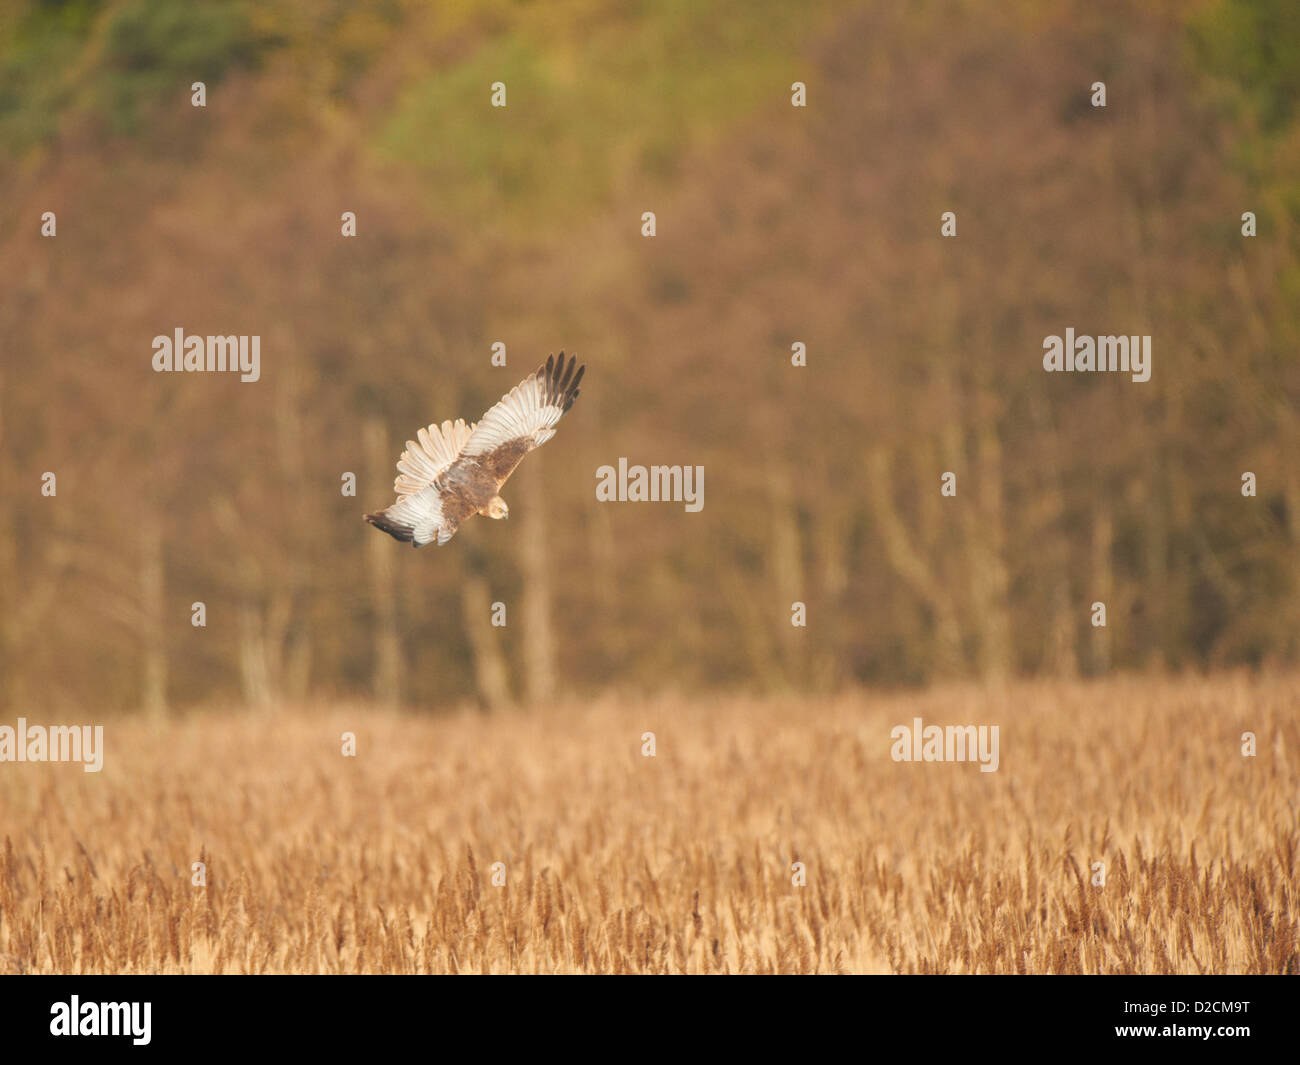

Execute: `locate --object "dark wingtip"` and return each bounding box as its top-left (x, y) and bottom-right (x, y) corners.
top-left (365, 509), bottom-right (415, 543)
top-left (539, 351), bottom-right (585, 409)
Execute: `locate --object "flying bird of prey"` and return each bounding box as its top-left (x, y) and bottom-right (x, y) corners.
top-left (365, 352), bottom-right (584, 547)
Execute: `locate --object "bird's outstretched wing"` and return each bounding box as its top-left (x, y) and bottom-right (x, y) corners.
top-left (393, 418), bottom-right (474, 497)
top-left (460, 352), bottom-right (584, 487)
top-left (365, 418), bottom-right (474, 546)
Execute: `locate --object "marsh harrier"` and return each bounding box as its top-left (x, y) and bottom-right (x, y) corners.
top-left (365, 353), bottom-right (584, 547)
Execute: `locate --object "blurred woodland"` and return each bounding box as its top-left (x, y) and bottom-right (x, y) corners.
top-left (1, 0), bottom-right (1298, 713)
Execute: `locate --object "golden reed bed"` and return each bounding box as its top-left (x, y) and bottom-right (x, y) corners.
top-left (1, 673), bottom-right (1296, 974)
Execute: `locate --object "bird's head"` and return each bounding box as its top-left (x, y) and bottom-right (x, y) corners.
top-left (485, 495), bottom-right (509, 520)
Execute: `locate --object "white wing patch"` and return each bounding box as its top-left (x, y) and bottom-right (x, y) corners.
top-left (461, 371), bottom-right (565, 459)
top-left (376, 485), bottom-right (454, 546)
top-left (394, 418), bottom-right (474, 496)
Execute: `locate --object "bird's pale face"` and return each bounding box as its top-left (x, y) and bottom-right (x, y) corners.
top-left (485, 495), bottom-right (509, 520)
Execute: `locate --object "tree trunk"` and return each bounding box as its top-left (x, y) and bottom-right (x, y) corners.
top-left (867, 445), bottom-right (964, 677)
top-left (460, 563), bottom-right (512, 710)
top-left (770, 468), bottom-right (805, 687)
top-left (0, 368), bottom-right (12, 712)
top-left (969, 419), bottom-right (1014, 680)
top-left (814, 503), bottom-right (848, 690)
top-left (518, 457), bottom-right (557, 703)
top-left (140, 523), bottom-right (168, 719)
top-left (1090, 504), bottom-right (1114, 675)
top-left (364, 417), bottom-right (403, 705)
